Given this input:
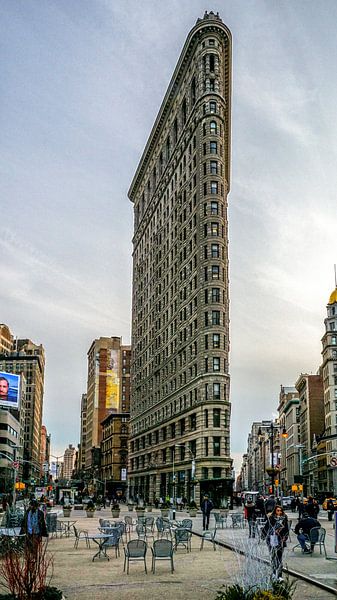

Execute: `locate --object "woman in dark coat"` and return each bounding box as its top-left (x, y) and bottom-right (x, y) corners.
top-left (261, 505), bottom-right (289, 581)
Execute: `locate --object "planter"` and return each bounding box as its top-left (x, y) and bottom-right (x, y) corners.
top-left (62, 508), bottom-right (72, 517)
top-left (111, 510), bottom-right (120, 518)
top-left (86, 511), bottom-right (95, 518)
top-left (146, 506), bottom-right (153, 512)
top-left (135, 509), bottom-right (145, 517)
top-left (161, 509), bottom-right (169, 517)
top-left (188, 509), bottom-right (198, 517)
top-left (127, 504), bottom-right (134, 512)
top-left (74, 504), bottom-right (83, 510)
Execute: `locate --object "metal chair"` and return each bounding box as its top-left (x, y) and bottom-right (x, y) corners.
top-left (156, 517), bottom-right (172, 539)
top-left (180, 519), bottom-right (193, 530)
top-left (124, 515), bottom-right (135, 539)
top-left (174, 527), bottom-right (192, 552)
top-left (200, 528), bottom-right (217, 551)
top-left (231, 514), bottom-right (244, 528)
top-left (102, 527), bottom-right (121, 558)
top-left (213, 512), bottom-right (226, 529)
top-left (46, 513), bottom-right (58, 538)
top-left (145, 516), bottom-right (155, 532)
top-left (151, 539), bottom-right (174, 573)
top-left (124, 539), bottom-right (147, 574)
top-left (73, 525), bottom-right (90, 549)
top-left (309, 527), bottom-right (327, 557)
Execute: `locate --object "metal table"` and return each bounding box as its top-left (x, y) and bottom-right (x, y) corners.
top-left (86, 533), bottom-right (116, 561)
top-left (57, 518), bottom-right (77, 537)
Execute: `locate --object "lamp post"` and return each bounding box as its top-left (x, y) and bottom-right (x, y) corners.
top-left (258, 423), bottom-right (287, 496)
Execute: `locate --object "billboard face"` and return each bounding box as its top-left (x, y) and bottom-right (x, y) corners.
top-left (0, 371), bottom-right (20, 409)
top-left (106, 349), bottom-right (119, 410)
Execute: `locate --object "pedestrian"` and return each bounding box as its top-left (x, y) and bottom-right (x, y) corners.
top-left (264, 495), bottom-right (276, 515)
top-left (255, 495), bottom-right (266, 519)
top-left (306, 496), bottom-right (319, 519)
top-left (294, 511), bottom-right (320, 553)
top-left (327, 498), bottom-right (335, 522)
top-left (290, 497), bottom-right (297, 513)
top-left (244, 499), bottom-right (257, 538)
top-left (201, 494), bottom-right (213, 530)
top-left (261, 505), bottom-right (289, 581)
top-left (20, 499), bottom-right (48, 545)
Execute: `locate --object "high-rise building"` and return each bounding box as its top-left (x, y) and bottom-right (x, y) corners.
top-left (321, 286), bottom-right (337, 495)
top-left (0, 324), bottom-right (13, 354)
top-left (128, 12), bottom-right (232, 505)
top-left (295, 373), bottom-right (325, 496)
top-left (62, 444), bottom-right (76, 480)
top-left (0, 333), bottom-right (45, 482)
top-left (84, 337), bottom-right (131, 472)
top-left (78, 393), bottom-right (87, 474)
top-left (278, 385), bottom-right (300, 494)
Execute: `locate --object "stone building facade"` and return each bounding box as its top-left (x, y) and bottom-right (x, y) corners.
top-left (128, 12), bottom-right (232, 506)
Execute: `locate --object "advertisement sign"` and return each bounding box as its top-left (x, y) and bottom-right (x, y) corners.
top-left (0, 371), bottom-right (20, 409)
top-left (106, 349), bottom-right (119, 410)
top-left (121, 468), bottom-right (127, 481)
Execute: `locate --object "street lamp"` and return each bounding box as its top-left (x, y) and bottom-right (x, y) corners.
top-left (258, 423), bottom-right (286, 496)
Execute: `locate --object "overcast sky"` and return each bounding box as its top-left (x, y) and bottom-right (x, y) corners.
top-left (1, 0), bottom-right (337, 473)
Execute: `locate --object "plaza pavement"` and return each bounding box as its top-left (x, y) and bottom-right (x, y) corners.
top-left (1, 506), bottom-right (336, 599)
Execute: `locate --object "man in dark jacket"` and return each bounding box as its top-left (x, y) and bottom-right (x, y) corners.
top-left (201, 495), bottom-right (213, 530)
top-left (306, 496), bottom-right (319, 519)
top-left (265, 495), bottom-right (276, 514)
top-left (294, 512), bottom-right (320, 553)
top-left (20, 499), bottom-right (48, 541)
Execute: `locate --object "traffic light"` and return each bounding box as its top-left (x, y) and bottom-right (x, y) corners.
top-left (274, 479), bottom-right (279, 486)
top-left (269, 486), bottom-right (273, 494)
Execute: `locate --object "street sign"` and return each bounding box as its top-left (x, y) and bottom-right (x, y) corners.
top-left (330, 456), bottom-right (337, 468)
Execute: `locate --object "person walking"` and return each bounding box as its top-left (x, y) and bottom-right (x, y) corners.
top-left (327, 498), bottom-right (335, 522)
top-left (261, 505), bottom-right (289, 581)
top-left (20, 498), bottom-right (48, 544)
top-left (244, 499), bottom-right (257, 538)
top-left (264, 495), bottom-right (276, 515)
top-left (201, 495), bottom-right (213, 530)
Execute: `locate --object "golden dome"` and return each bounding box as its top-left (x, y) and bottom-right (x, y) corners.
top-left (328, 288), bottom-right (337, 305)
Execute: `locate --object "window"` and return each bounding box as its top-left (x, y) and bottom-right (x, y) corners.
top-left (211, 243), bottom-right (219, 258)
top-left (171, 423), bottom-right (175, 438)
top-left (213, 333), bottom-right (220, 348)
top-left (209, 39), bottom-right (215, 46)
top-left (210, 141), bottom-right (217, 154)
top-left (211, 266), bottom-right (220, 279)
top-left (213, 408), bottom-right (220, 427)
top-left (180, 419), bottom-right (185, 435)
top-left (209, 79), bottom-right (215, 91)
top-left (210, 181), bottom-right (218, 194)
top-left (190, 413), bottom-right (197, 430)
top-left (204, 409), bottom-right (208, 427)
top-left (204, 437), bottom-right (209, 456)
top-left (213, 383), bottom-right (220, 399)
top-left (213, 467), bottom-right (222, 478)
top-left (211, 222), bottom-right (219, 236)
top-left (209, 101), bottom-right (217, 113)
top-left (213, 437), bottom-right (221, 456)
top-left (210, 160), bottom-right (218, 174)
top-left (191, 76), bottom-right (196, 105)
top-left (209, 54), bottom-right (215, 72)
top-left (212, 288), bottom-right (220, 302)
top-left (202, 467), bottom-right (209, 479)
top-left (181, 97), bottom-right (187, 124)
top-left (332, 336), bottom-right (337, 345)
top-left (213, 357), bottom-right (220, 371)
top-left (210, 121), bottom-right (217, 134)
top-left (211, 201), bottom-right (218, 214)
top-left (180, 445), bottom-right (185, 460)
top-left (204, 312), bottom-right (209, 326)
top-left (212, 310), bottom-right (220, 325)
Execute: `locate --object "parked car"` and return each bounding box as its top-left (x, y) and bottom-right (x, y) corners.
top-left (281, 496), bottom-right (295, 509)
top-left (322, 497), bottom-right (337, 510)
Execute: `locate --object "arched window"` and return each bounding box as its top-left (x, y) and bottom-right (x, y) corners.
top-left (210, 121), bottom-right (217, 134)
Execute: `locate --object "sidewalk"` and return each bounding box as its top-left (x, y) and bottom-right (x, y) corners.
top-left (1, 506), bottom-right (335, 599)
top-left (192, 508), bottom-right (337, 592)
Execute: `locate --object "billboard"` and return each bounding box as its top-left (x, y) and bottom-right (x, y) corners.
top-left (105, 349), bottom-right (119, 410)
top-left (0, 371), bottom-right (20, 409)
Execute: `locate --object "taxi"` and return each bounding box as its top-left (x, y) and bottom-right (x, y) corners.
top-left (322, 497), bottom-right (337, 510)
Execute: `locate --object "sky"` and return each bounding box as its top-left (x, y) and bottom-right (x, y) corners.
top-left (1, 0), bottom-right (337, 474)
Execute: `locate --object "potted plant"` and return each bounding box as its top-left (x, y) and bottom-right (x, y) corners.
top-left (135, 505), bottom-right (145, 517)
top-left (85, 499), bottom-right (96, 518)
top-left (127, 502), bottom-right (134, 511)
top-left (62, 505), bottom-right (72, 518)
top-left (146, 503), bottom-right (153, 512)
top-left (188, 501), bottom-right (198, 517)
top-left (160, 502), bottom-right (170, 517)
top-left (111, 502), bottom-right (120, 518)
